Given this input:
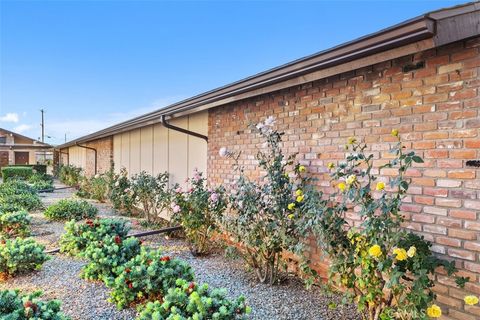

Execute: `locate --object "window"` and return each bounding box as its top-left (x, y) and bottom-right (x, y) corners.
top-left (0, 137), bottom-right (6, 144)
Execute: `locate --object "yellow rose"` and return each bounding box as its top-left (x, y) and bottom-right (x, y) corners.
top-left (338, 182), bottom-right (346, 192)
top-left (296, 195), bottom-right (304, 202)
top-left (407, 246), bottom-right (416, 258)
top-left (376, 181), bottom-right (385, 191)
top-left (464, 295), bottom-right (479, 306)
top-left (393, 248), bottom-right (408, 261)
top-left (391, 128), bottom-right (399, 137)
top-left (348, 136), bottom-right (356, 145)
top-left (426, 304), bottom-right (442, 318)
top-left (327, 162), bottom-right (335, 170)
top-left (368, 244), bottom-right (382, 258)
top-left (295, 189), bottom-right (303, 196)
top-left (346, 174), bottom-right (356, 185)
top-left (287, 203), bottom-right (295, 210)
top-left (298, 165), bottom-right (306, 172)
top-left (287, 213), bottom-right (295, 220)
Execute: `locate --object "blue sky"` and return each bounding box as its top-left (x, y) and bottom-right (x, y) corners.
top-left (0, 0), bottom-right (467, 145)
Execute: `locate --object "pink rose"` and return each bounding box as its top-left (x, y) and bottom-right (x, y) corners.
top-left (210, 192), bottom-right (219, 202)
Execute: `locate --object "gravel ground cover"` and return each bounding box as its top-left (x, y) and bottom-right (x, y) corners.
top-left (1, 182), bottom-right (360, 320)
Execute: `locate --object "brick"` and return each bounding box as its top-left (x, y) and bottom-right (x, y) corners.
top-left (437, 179), bottom-right (462, 188)
top-left (435, 198), bottom-right (462, 208)
top-left (436, 236), bottom-right (461, 247)
top-left (450, 209), bottom-right (477, 220)
top-left (464, 242), bottom-right (480, 252)
top-left (438, 62), bottom-right (463, 74)
top-left (465, 200), bottom-right (480, 210)
top-left (448, 248), bottom-right (476, 261)
top-left (448, 229), bottom-right (477, 240)
top-left (423, 224), bottom-right (447, 234)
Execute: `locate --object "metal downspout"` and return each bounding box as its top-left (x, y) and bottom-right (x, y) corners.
top-left (160, 115), bottom-right (208, 142)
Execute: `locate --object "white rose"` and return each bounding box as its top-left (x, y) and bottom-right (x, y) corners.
top-left (219, 147), bottom-right (228, 157)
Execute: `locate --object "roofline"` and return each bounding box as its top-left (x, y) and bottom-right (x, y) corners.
top-left (57, 1), bottom-right (480, 149)
top-left (0, 128), bottom-right (52, 147)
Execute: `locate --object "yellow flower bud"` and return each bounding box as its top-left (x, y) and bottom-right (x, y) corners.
top-left (327, 162), bottom-right (335, 170)
top-left (338, 182), bottom-right (346, 192)
top-left (376, 181), bottom-right (385, 191)
top-left (287, 203), bottom-right (295, 210)
top-left (407, 246), bottom-right (416, 258)
top-left (296, 195), bottom-right (304, 202)
top-left (426, 304), bottom-right (442, 318)
top-left (391, 128), bottom-right (399, 137)
top-left (346, 174), bottom-right (356, 185)
top-left (393, 248), bottom-right (408, 261)
top-left (287, 213), bottom-right (295, 220)
top-left (298, 165), bottom-right (306, 172)
top-left (347, 136), bottom-right (356, 145)
top-left (368, 245), bottom-right (382, 258)
top-left (295, 189), bottom-right (303, 196)
top-left (464, 295), bottom-right (479, 306)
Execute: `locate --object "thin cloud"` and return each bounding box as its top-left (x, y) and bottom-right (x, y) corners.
top-left (13, 124), bottom-right (32, 133)
top-left (0, 113), bottom-right (19, 123)
top-left (46, 96), bottom-right (185, 145)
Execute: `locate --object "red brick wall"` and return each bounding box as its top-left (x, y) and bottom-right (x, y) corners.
top-left (208, 37), bottom-right (479, 319)
top-left (85, 136), bottom-right (113, 177)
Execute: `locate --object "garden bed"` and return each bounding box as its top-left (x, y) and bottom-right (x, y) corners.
top-left (0, 182), bottom-right (359, 320)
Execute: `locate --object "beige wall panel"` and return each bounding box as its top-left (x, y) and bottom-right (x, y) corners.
top-left (68, 146), bottom-right (86, 169)
top-left (187, 111), bottom-right (208, 176)
top-left (153, 123), bottom-right (169, 175)
top-left (120, 132), bottom-right (130, 173)
top-left (140, 126), bottom-right (154, 174)
top-left (129, 129), bottom-right (141, 175)
top-left (113, 134), bottom-right (122, 173)
top-left (168, 117), bottom-right (188, 186)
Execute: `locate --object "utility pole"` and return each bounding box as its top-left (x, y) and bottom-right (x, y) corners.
top-left (40, 109), bottom-right (45, 143)
top-left (65, 133), bottom-right (67, 143)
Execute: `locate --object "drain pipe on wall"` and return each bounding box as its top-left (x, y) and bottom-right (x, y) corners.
top-left (75, 142), bottom-right (97, 175)
top-left (160, 115), bottom-right (208, 142)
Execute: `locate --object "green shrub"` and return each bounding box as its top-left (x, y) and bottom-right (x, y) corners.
top-left (170, 170), bottom-right (227, 255)
top-left (0, 237), bottom-right (49, 277)
top-left (0, 210), bottom-right (31, 238)
top-left (0, 180), bottom-right (36, 196)
top-left (1, 166), bottom-right (33, 182)
top-left (0, 194), bottom-right (42, 212)
top-left (76, 174), bottom-right (108, 202)
top-left (58, 165), bottom-right (82, 186)
top-left (0, 180), bottom-right (42, 211)
top-left (81, 235), bottom-right (141, 283)
top-left (59, 218), bottom-right (130, 256)
top-left (44, 199), bottom-right (98, 221)
top-left (29, 173), bottom-right (54, 192)
top-left (136, 279), bottom-right (251, 320)
top-left (108, 247), bottom-right (194, 309)
top-left (0, 289), bottom-right (70, 320)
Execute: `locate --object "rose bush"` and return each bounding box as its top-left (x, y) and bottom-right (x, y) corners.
top-left (0, 180), bottom-right (42, 212)
top-left (59, 218), bottom-right (130, 256)
top-left (170, 169), bottom-right (227, 255)
top-left (0, 237), bottom-right (49, 278)
top-left (314, 133), bottom-right (468, 320)
top-left (57, 164), bottom-right (82, 186)
top-left (135, 279), bottom-right (251, 320)
top-left (108, 167), bottom-right (136, 214)
top-left (0, 289), bottom-right (70, 320)
top-left (130, 171), bottom-right (170, 223)
top-left (77, 174), bottom-right (108, 202)
top-left (223, 116), bottom-right (320, 285)
top-left (108, 247), bottom-right (194, 309)
top-left (44, 199), bottom-right (98, 221)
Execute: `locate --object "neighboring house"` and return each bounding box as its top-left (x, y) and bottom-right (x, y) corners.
top-left (58, 3), bottom-right (479, 318)
top-left (0, 128), bottom-right (52, 167)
